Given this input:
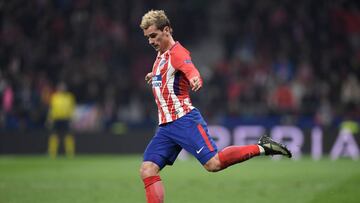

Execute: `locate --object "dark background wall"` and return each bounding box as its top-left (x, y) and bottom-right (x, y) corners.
top-left (0, 130), bottom-right (153, 154)
top-left (1, 126), bottom-right (359, 156)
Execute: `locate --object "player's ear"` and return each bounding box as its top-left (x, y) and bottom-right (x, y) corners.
top-left (163, 26), bottom-right (171, 35)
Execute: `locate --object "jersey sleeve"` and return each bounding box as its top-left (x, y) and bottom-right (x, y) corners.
top-left (170, 49), bottom-right (201, 81)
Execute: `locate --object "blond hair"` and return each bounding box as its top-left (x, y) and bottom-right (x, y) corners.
top-left (140, 10), bottom-right (172, 32)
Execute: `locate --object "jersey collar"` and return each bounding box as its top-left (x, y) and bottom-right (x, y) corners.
top-left (157, 41), bottom-right (179, 58)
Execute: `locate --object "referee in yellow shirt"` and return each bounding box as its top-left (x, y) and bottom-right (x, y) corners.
top-left (47, 82), bottom-right (76, 159)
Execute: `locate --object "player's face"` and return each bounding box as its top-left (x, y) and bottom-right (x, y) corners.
top-left (143, 25), bottom-right (170, 53)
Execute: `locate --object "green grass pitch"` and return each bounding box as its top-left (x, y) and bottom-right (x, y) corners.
top-left (0, 155), bottom-right (359, 203)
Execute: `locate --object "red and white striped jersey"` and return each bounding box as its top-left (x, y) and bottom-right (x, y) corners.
top-left (151, 42), bottom-right (201, 125)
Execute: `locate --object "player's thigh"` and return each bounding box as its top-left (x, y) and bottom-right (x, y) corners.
top-left (170, 110), bottom-right (218, 165)
top-left (143, 126), bottom-right (182, 170)
top-left (53, 120), bottom-right (70, 136)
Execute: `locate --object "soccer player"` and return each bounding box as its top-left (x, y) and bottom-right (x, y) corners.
top-left (139, 10), bottom-right (292, 203)
top-left (47, 82), bottom-right (76, 159)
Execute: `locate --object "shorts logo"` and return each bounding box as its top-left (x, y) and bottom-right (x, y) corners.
top-left (152, 74), bottom-right (162, 88)
top-left (196, 146), bottom-right (204, 154)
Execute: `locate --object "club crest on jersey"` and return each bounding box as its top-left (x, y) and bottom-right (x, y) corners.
top-left (152, 75), bottom-right (162, 88)
top-left (159, 58), bottom-right (166, 68)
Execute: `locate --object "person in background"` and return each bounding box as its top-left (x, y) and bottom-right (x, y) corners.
top-left (47, 81), bottom-right (76, 159)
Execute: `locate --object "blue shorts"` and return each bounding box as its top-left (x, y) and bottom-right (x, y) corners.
top-left (143, 108), bottom-right (218, 169)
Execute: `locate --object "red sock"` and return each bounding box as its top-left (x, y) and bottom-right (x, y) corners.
top-left (143, 176), bottom-right (164, 203)
top-left (218, 145), bottom-right (260, 169)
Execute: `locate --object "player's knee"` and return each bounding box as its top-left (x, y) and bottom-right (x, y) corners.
top-left (140, 161), bottom-right (160, 179)
top-left (203, 155), bottom-right (222, 172)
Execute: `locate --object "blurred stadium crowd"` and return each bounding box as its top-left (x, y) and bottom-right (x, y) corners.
top-left (0, 0), bottom-right (359, 131)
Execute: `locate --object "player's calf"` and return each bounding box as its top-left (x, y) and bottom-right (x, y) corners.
top-left (140, 161), bottom-right (164, 203)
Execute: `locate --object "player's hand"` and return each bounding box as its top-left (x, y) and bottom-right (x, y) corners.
top-left (189, 76), bottom-right (202, 92)
top-left (145, 72), bottom-right (153, 84)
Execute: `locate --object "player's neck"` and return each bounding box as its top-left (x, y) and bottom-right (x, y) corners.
top-left (160, 38), bottom-right (176, 54)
